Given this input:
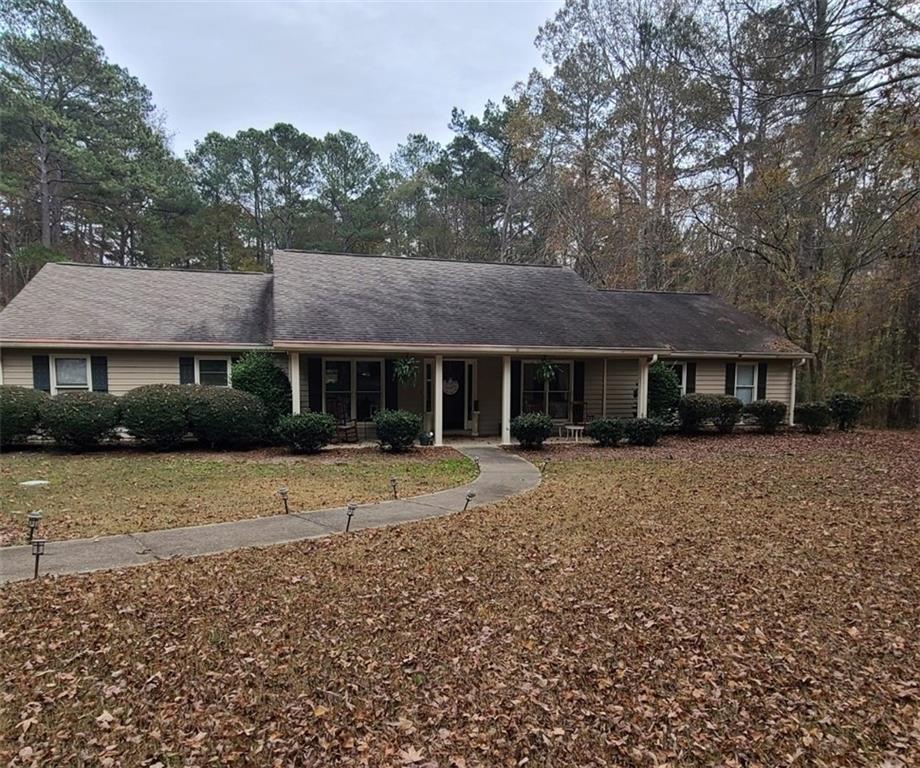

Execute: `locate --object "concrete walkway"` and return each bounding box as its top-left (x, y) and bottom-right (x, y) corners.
top-left (0, 446), bottom-right (540, 584)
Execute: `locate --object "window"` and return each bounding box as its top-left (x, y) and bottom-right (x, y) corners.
top-left (521, 361), bottom-right (573, 420)
top-left (52, 356), bottom-right (90, 393)
top-left (735, 363), bottom-right (757, 405)
top-left (324, 359), bottom-right (382, 421)
top-left (355, 360), bottom-right (382, 421)
top-left (666, 362), bottom-right (686, 394)
top-left (195, 357), bottom-right (230, 387)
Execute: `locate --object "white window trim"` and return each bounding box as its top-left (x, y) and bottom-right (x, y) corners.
top-left (194, 355), bottom-right (232, 387)
top-left (321, 357), bottom-right (384, 423)
top-left (667, 362), bottom-right (687, 395)
top-left (734, 362), bottom-right (758, 403)
top-left (50, 354), bottom-right (92, 395)
top-left (521, 359), bottom-right (574, 421)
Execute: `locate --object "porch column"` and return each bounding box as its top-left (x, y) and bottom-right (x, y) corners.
top-left (501, 354), bottom-right (512, 445)
top-left (637, 357), bottom-right (650, 418)
top-left (289, 352), bottom-right (301, 414)
top-left (602, 358), bottom-right (608, 417)
top-left (433, 354), bottom-right (444, 446)
top-left (788, 362), bottom-right (797, 426)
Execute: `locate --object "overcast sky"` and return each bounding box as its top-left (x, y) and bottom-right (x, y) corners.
top-left (66, 1), bottom-right (559, 160)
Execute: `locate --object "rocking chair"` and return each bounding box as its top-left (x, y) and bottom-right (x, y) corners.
top-left (332, 399), bottom-right (359, 443)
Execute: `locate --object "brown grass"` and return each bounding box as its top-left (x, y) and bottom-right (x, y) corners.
top-left (1, 430), bottom-right (917, 766)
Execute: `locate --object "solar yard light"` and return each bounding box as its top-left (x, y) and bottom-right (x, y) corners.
top-left (277, 486), bottom-right (290, 514)
top-left (463, 491), bottom-right (476, 512)
top-left (27, 510), bottom-right (43, 543)
top-left (345, 502), bottom-right (357, 533)
top-left (473, 456), bottom-right (480, 471)
top-left (390, 476), bottom-right (399, 499)
top-left (31, 538), bottom-right (46, 579)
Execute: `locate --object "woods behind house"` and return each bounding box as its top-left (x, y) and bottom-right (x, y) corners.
top-left (1, 0), bottom-right (918, 417)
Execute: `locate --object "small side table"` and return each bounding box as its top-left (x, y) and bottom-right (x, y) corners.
top-left (564, 425), bottom-right (585, 443)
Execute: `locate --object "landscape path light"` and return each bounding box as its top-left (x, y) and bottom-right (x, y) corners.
top-left (473, 456), bottom-right (480, 471)
top-left (390, 476), bottom-right (398, 499)
top-left (277, 486), bottom-right (290, 515)
top-left (346, 502), bottom-right (357, 533)
top-left (31, 538), bottom-right (46, 579)
top-left (463, 491), bottom-right (476, 512)
top-left (27, 510), bottom-right (43, 542)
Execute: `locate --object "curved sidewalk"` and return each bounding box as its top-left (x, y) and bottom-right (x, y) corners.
top-left (0, 446), bottom-right (540, 584)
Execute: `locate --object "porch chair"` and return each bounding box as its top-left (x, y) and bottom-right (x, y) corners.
top-left (332, 400), bottom-right (359, 443)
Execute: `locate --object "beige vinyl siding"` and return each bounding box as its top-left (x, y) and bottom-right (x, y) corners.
top-left (606, 359), bottom-right (640, 417)
top-left (694, 360), bottom-right (727, 395)
top-left (583, 359), bottom-right (604, 419)
top-left (765, 360), bottom-right (792, 405)
top-left (477, 356), bottom-right (502, 436)
top-left (0, 350), bottom-right (33, 388)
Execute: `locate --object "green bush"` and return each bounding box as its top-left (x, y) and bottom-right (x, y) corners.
top-left (648, 361), bottom-right (681, 417)
top-left (828, 392), bottom-right (864, 431)
top-left (623, 417), bottom-right (664, 446)
top-left (187, 387), bottom-right (267, 448)
top-left (510, 411), bottom-right (553, 449)
top-left (121, 384), bottom-right (191, 449)
top-left (585, 417), bottom-right (624, 447)
top-left (795, 401), bottom-right (832, 434)
top-left (714, 395), bottom-right (744, 434)
top-left (0, 385), bottom-right (48, 446)
top-left (40, 391), bottom-right (121, 448)
top-left (276, 412), bottom-right (336, 453)
top-left (744, 399), bottom-right (787, 433)
top-left (373, 409), bottom-right (423, 453)
top-left (678, 393), bottom-right (720, 433)
top-left (231, 351), bottom-right (292, 426)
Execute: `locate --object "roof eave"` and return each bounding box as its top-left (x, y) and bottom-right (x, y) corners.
top-left (0, 339), bottom-right (271, 351)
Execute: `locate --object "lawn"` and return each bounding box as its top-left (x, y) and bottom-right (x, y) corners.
top-left (0, 447), bottom-right (477, 544)
top-left (1, 431), bottom-right (917, 766)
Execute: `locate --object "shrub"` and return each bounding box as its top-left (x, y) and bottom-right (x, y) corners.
top-left (0, 385), bottom-right (47, 447)
top-left (714, 395), bottom-right (744, 434)
top-left (276, 412), bottom-right (336, 453)
top-left (744, 399), bottom-right (787, 433)
top-left (585, 417), bottom-right (624, 447)
top-left (510, 411), bottom-right (553, 449)
top-left (121, 384), bottom-right (191, 449)
top-left (828, 392), bottom-right (864, 431)
top-left (231, 351), bottom-right (292, 426)
top-left (187, 387), bottom-right (267, 448)
top-left (795, 401), bottom-right (832, 434)
top-left (648, 361), bottom-right (681, 417)
top-left (40, 391), bottom-right (121, 448)
top-left (623, 417), bottom-right (664, 446)
top-left (678, 393), bottom-right (720, 433)
top-left (373, 409), bottom-right (423, 453)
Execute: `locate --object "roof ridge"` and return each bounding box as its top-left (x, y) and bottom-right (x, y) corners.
top-left (598, 288), bottom-right (712, 296)
top-left (52, 262), bottom-right (271, 277)
top-left (274, 249), bottom-right (567, 270)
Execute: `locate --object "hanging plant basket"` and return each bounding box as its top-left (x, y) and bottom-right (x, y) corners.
top-left (391, 357), bottom-right (420, 386)
top-left (535, 359), bottom-right (560, 384)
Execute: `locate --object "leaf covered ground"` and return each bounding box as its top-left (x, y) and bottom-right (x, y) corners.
top-left (0, 447), bottom-right (476, 544)
top-left (1, 430), bottom-right (917, 766)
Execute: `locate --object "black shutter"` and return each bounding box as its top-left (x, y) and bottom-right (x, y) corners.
top-left (573, 360), bottom-right (585, 422)
top-left (757, 362), bottom-right (768, 401)
top-left (32, 355), bottom-right (51, 392)
top-left (307, 357), bottom-right (323, 412)
top-left (90, 356), bottom-right (108, 392)
top-left (511, 360), bottom-right (521, 418)
top-left (179, 356), bottom-right (195, 385)
top-left (685, 362), bottom-right (696, 393)
top-left (384, 359), bottom-right (398, 410)
top-left (725, 362), bottom-right (736, 395)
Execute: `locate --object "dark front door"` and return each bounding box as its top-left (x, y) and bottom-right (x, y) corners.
top-left (442, 360), bottom-right (466, 431)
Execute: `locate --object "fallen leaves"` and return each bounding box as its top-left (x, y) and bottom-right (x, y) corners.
top-left (0, 430), bottom-right (917, 766)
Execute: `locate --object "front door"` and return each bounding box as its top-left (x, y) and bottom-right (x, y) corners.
top-left (442, 360), bottom-right (466, 431)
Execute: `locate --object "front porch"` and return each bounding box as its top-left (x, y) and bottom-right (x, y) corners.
top-left (285, 352), bottom-right (653, 446)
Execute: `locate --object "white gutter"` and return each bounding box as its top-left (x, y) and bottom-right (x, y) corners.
top-left (0, 340), bottom-right (269, 351)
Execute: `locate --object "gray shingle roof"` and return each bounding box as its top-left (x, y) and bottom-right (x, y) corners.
top-left (272, 250), bottom-right (655, 350)
top-left (0, 253), bottom-right (806, 356)
top-left (0, 263), bottom-right (273, 345)
top-left (593, 290), bottom-right (805, 356)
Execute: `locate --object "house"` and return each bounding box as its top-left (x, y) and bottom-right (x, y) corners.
top-left (0, 250), bottom-right (808, 443)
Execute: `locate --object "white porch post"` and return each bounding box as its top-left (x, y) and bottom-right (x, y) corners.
top-left (433, 354), bottom-right (444, 446)
top-left (501, 355), bottom-right (512, 445)
top-left (289, 352), bottom-right (301, 414)
top-left (788, 362), bottom-right (797, 426)
top-left (637, 357), bottom-right (650, 418)
top-left (602, 358), bottom-right (608, 417)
